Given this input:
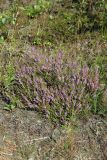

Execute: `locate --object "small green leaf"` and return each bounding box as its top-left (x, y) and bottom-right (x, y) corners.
top-left (0, 36), bottom-right (4, 44)
top-left (105, 4), bottom-right (107, 10)
top-left (4, 103), bottom-right (16, 111)
top-left (2, 17), bottom-right (7, 24)
top-left (4, 104), bottom-right (11, 111)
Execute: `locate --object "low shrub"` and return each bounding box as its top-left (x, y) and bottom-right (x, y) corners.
top-left (8, 48), bottom-right (104, 124)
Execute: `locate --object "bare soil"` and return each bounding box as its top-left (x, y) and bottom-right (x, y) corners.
top-left (0, 100), bottom-right (107, 160)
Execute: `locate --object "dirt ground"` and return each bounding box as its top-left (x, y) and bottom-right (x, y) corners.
top-left (0, 100), bottom-right (107, 160)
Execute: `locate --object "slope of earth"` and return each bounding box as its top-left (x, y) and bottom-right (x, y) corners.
top-left (0, 101), bottom-right (107, 160)
top-left (0, 0), bottom-right (107, 160)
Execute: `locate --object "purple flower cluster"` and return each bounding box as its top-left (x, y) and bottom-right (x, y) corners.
top-left (15, 49), bottom-right (100, 124)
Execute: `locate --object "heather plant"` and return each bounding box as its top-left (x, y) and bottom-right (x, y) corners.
top-left (10, 49), bottom-right (103, 124)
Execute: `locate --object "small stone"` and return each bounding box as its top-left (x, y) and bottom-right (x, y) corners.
top-left (52, 128), bottom-right (61, 142)
top-left (0, 137), bottom-right (4, 148)
top-left (0, 113), bottom-right (5, 123)
top-left (28, 153), bottom-right (36, 160)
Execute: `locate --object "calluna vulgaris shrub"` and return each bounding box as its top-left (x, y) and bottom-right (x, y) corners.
top-left (10, 47), bottom-right (101, 124)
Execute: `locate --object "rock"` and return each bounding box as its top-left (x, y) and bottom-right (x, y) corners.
top-left (28, 152), bottom-right (36, 160)
top-left (0, 137), bottom-right (4, 148)
top-left (52, 128), bottom-right (61, 142)
top-left (0, 113), bottom-right (5, 123)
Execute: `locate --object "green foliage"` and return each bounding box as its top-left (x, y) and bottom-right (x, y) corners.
top-left (4, 103), bottom-right (16, 111)
top-left (90, 89), bottom-right (106, 115)
top-left (33, 37), bottom-right (42, 45)
top-left (0, 14), bottom-right (10, 27)
top-left (0, 36), bottom-right (5, 43)
top-left (24, 0), bottom-right (51, 17)
top-left (1, 0), bottom-right (107, 45)
top-left (28, 0), bottom-right (107, 45)
top-left (0, 11), bottom-right (15, 27)
top-left (3, 96), bottom-right (19, 111)
top-left (0, 57), bottom-right (17, 110)
top-left (94, 55), bottom-right (107, 84)
top-left (3, 63), bottom-right (15, 88)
